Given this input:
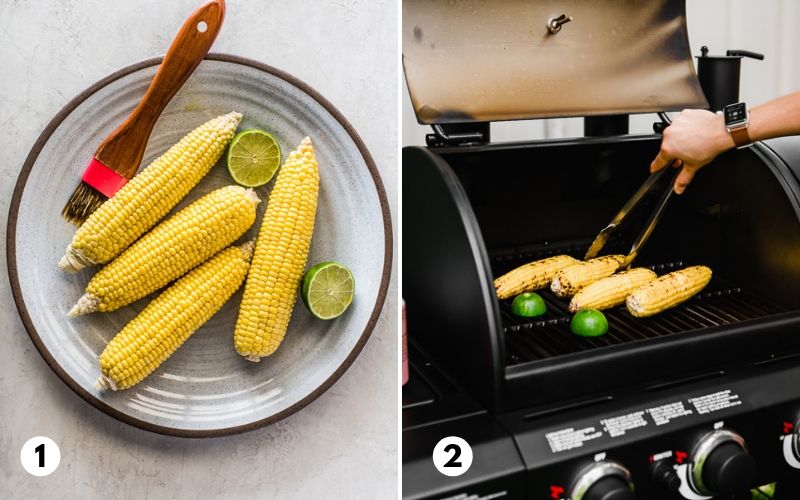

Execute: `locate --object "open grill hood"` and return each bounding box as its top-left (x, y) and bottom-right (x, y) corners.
top-left (403, 0), bottom-right (708, 124)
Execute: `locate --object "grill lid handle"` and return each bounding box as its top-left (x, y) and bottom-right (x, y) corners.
top-left (547, 13), bottom-right (573, 34)
top-left (725, 49), bottom-right (765, 60)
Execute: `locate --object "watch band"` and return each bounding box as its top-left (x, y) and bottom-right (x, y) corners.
top-left (730, 126), bottom-right (752, 148)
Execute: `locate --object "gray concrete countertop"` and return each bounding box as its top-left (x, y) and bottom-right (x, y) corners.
top-left (0, 1), bottom-right (397, 498)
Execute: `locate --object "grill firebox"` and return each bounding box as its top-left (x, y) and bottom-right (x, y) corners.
top-left (404, 135), bottom-right (800, 412)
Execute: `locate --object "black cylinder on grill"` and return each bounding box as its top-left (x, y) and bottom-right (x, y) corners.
top-left (696, 46), bottom-right (764, 111)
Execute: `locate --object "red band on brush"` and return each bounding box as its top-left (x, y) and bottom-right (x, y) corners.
top-left (81, 158), bottom-right (129, 198)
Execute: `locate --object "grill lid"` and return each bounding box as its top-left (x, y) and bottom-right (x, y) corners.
top-left (403, 0), bottom-right (708, 124)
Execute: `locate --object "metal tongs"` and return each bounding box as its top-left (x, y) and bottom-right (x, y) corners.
top-left (585, 113), bottom-right (677, 269)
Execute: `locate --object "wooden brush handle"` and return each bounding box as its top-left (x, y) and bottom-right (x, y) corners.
top-left (95, 0), bottom-right (225, 177)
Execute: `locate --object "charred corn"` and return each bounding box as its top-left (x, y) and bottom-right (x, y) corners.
top-left (59, 112), bottom-right (242, 273)
top-left (551, 255), bottom-right (624, 298)
top-left (69, 186), bottom-right (259, 317)
top-left (235, 137), bottom-right (319, 362)
top-left (626, 265), bottom-right (712, 317)
top-left (569, 268), bottom-right (657, 312)
top-left (97, 242), bottom-right (254, 390)
top-left (494, 255), bottom-right (578, 300)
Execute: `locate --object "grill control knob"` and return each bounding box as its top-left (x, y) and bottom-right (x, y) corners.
top-left (782, 420), bottom-right (800, 468)
top-left (650, 460), bottom-right (681, 492)
top-left (571, 461), bottom-right (636, 500)
top-left (691, 430), bottom-right (756, 496)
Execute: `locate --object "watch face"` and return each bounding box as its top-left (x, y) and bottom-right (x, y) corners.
top-left (725, 103), bottom-right (747, 126)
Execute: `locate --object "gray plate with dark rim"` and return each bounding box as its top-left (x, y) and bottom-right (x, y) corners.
top-left (7, 54), bottom-right (392, 437)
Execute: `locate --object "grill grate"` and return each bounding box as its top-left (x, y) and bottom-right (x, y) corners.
top-left (497, 260), bottom-right (789, 365)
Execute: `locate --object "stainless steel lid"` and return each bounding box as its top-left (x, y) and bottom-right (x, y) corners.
top-left (403, 0), bottom-right (708, 124)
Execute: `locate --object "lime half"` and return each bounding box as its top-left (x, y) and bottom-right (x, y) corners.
top-left (301, 262), bottom-right (355, 320)
top-left (511, 292), bottom-right (547, 318)
top-left (226, 129), bottom-right (281, 187)
top-left (570, 309), bottom-right (609, 337)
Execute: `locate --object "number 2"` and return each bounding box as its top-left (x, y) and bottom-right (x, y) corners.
top-left (443, 443), bottom-right (462, 467)
top-left (34, 443), bottom-right (45, 467)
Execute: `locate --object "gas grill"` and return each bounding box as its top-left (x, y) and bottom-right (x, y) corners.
top-left (402, 1), bottom-right (800, 498)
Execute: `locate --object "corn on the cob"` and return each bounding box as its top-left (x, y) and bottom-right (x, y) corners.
top-left (626, 265), bottom-right (712, 317)
top-left (59, 112), bottom-right (243, 273)
top-left (494, 255), bottom-right (578, 300)
top-left (551, 255), bottom-right (624, 298)
top-left (97, 242), bottom-right (254, 390)
top-left (69, 186), bottom-right (259, 317)
top-left (235, 137), bottom-right (319, 362)
top-left (569, 268), bottom-right (657, 312)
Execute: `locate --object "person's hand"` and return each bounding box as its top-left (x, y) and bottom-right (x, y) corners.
top-left (650, 109), bottom-right (736, 194)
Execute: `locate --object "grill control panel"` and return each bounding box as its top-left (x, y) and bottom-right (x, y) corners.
top-left (500, 363), bottom-right (800, 500)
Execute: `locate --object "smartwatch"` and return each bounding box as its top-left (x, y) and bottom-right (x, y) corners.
top-left (723, 102), bottom-right (752, 148)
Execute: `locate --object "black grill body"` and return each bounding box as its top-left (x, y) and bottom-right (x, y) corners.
top-left (402, 135), bottom-right (800, 498)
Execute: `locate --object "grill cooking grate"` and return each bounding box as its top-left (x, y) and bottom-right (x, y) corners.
top-left (498, 260), bottom-right (789, 365)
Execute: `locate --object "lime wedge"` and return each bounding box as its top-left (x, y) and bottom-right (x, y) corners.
top-left (301, 262), bottom-right (355, 320)
top-left (226, 129), bottom-right (281, 187)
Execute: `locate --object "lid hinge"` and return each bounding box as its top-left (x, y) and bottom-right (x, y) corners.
top-left (426, 123), bottom-right (490, 148)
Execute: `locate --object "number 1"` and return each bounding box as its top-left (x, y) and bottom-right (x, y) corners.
top-left (34, 443), bottom-right (45, 467)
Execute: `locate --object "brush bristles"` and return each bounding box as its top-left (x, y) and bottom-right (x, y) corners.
top-left (61, 182), bottom-right (107, 225)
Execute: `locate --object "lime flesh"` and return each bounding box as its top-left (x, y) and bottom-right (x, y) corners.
top-left (226, 129), bottom-right (281, 187)
top-left (301, 262), bottom-right (355, 320)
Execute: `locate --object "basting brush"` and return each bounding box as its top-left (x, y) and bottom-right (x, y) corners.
top-left (61, 0), bottom-right (225, 225)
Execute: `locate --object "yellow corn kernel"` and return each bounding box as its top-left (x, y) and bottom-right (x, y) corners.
top-left (69, 186), bottom-right (259, 317)
top-left (235, 137), bottom-right (319, 362)
top-left (494, 255), bottom-right (578, 300)
top-left (569, 268), bottom-right (657, 312)
top-left (551, 255), bottom-right (625, 298)
top-left (626, 265), bottom-right (712, 317)
top-left (97, 242), bottom-right (254, 390)
top-left (59, 112), bottom-right (242, 273)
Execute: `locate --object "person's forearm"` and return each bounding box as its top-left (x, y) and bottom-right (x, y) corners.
top-left (748, 91), bottom-right (800, 142)
top-left (650, 91), bottom-right (800, 194)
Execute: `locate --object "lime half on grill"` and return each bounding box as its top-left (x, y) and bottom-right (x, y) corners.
top-left (226, 129), bottom-right (281, 187)
top-left (511, 292), bottom-right (547, 318)
top-left (570, 309), bottom-right (609, 337)
top-left (301, 262), bottom-right (355, 320)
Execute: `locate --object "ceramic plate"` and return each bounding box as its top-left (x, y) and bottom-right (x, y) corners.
top-left (7, 54), bottom-right (392, 436)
